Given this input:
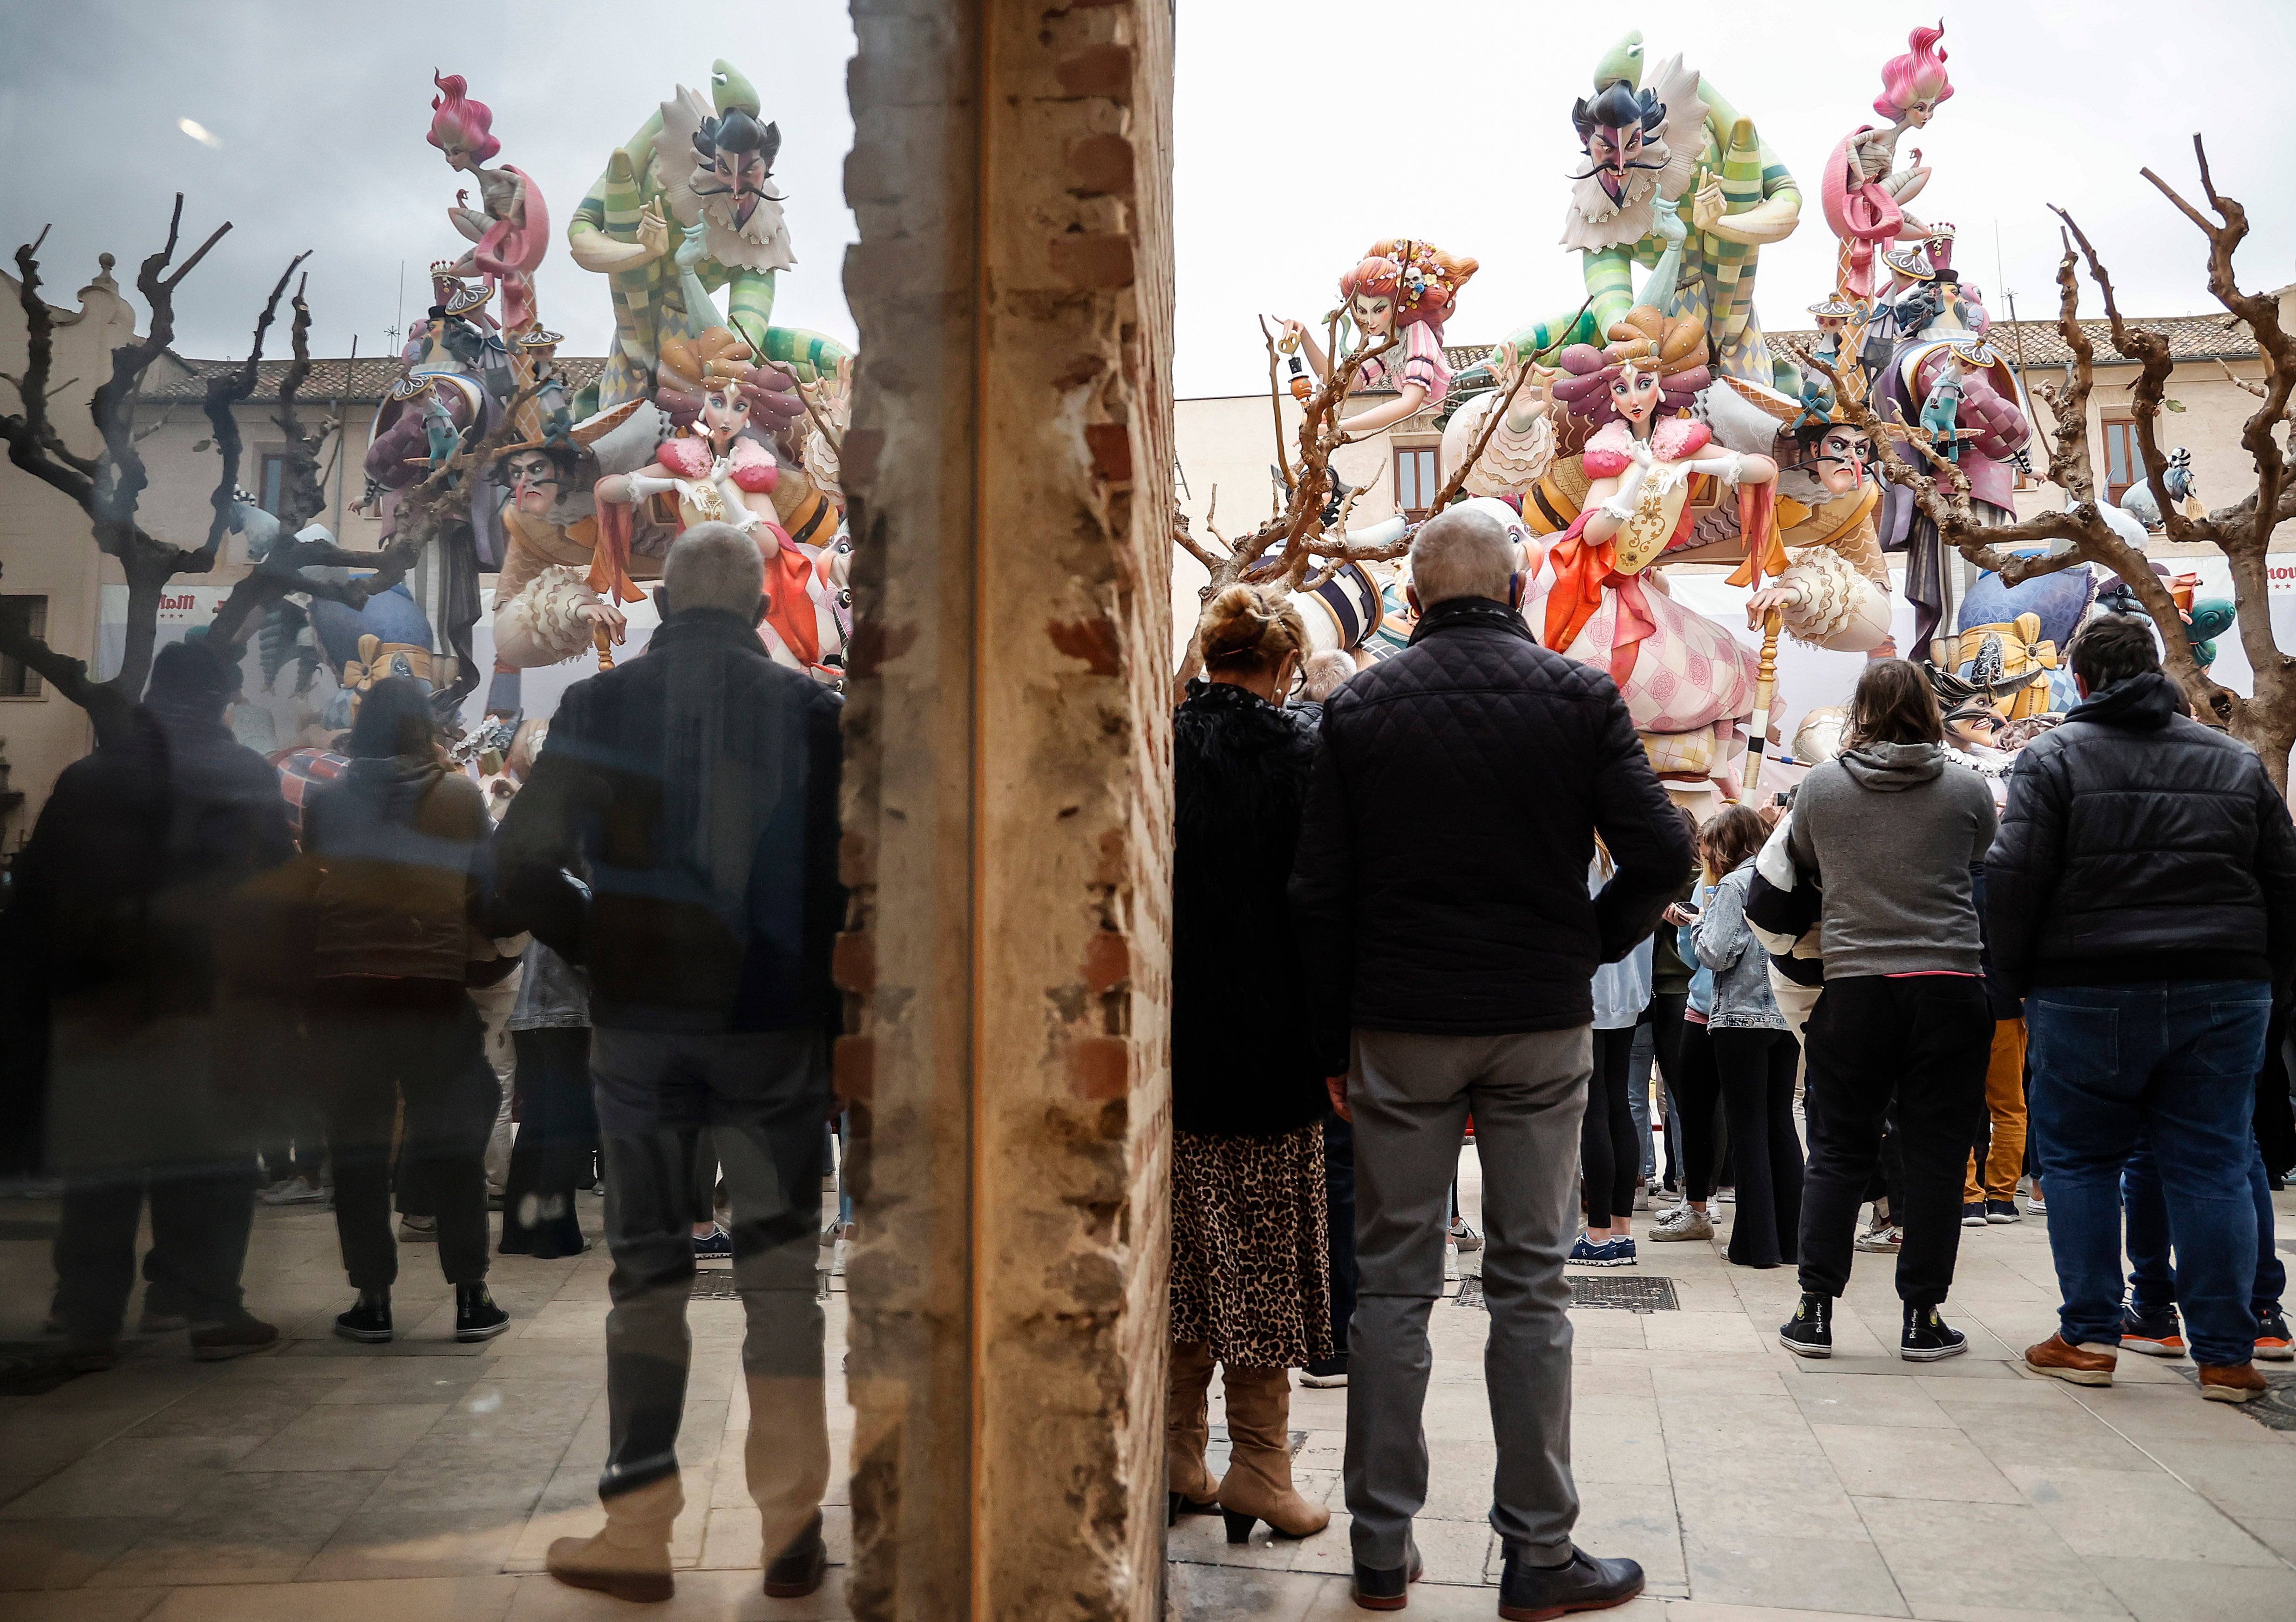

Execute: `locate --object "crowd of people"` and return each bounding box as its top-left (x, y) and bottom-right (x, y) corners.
top-left (1167, 503), bottom-right (2296, 1618)
top-left (7, 495), bottom-right (2296, 1618)
top-left (0, 523), bottom-right (845, 1603)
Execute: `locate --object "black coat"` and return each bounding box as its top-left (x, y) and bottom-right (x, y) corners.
top-left (1986, 671), bottom-right (2296, 996)
top-left (1289, 597), bottom-right (1691, 1069)
top-left (1171, 681), bottom-right (1327, 1137)
top-left (495, 609), bottom-right (846, 1035)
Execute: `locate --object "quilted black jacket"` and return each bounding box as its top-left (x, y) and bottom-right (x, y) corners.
top-left (1986, 671), bottom-right (2296, 995)
top-left (1289, 597), bottom-right (1691, 1067)
top-left (1171, 681), bottom-right (1328, 1138)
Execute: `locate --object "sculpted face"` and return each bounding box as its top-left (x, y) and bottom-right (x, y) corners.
top-left (712, 145), bottom-right (769, 227)
top-left (1813, 424), bottom-right (1873, 494)
top-left (1905, 100), bottom-right (1934, 129)
top-left (1611, 363), bottom-right (1662, 427)
top-left (1350, 293), bottom-right (1394, 337)
top-left (701, 385), bottom-right (750, 443)
top-left (1586, 123), bottom-right (1646, 204)
top-left (504, 450), bottom-right (564, 516)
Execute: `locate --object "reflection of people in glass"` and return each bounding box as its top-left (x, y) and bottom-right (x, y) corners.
top-left (302, 678), bottom-right (509, 1347)
top-left (13, 641), bottom-right (293, 1368)
top-left (497, 526), bottom-right (845, 1604)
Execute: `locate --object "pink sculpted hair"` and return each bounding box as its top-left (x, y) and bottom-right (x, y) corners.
top-left (1874, 24), bottom-right (1954, 122)
top-left (428, 71), bottom-right (501, 162)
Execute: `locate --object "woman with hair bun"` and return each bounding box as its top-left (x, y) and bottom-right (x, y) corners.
top-left (1167, 584), bottom-right (1334, 1546)
top-left (1279, 238), bottom-right (1478, 435)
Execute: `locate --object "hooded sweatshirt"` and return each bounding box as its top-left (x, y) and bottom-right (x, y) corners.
top-left (1788, 741), bottom-right (1997, 978)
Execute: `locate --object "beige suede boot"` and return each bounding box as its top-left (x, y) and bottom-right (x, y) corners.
top-left (1167, 1340), bottom-right (1220, 1521)
top-left (1214, 1365), bottom-right (1330, 1541)
top-left (546, 1474), bottom-right (682, 1603)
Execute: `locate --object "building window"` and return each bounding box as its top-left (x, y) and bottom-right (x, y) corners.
top-left (259, 452), bottom-right (291, 515)
top-left (0, 596), bottom-right (48, 698)
top-left (1393, 445), bottom-right (1440, 520)
top-left (2102, 417), bottom-right (2141, 508)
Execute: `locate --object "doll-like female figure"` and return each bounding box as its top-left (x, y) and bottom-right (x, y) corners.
top-left (1533, 308), bottom-right (1773, 769)
top-left (1823, 26), bottom-right (1954, 297)
top-left (428, 71), bottom-right (550, 333)
top-left (1278, 239), bottom-right (1477, 435)
top-left (597, 360), bottom-right (826, 674)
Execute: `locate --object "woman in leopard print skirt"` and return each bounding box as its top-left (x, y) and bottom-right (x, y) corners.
top-left (1168, 584), bottom-right (1335, 1545)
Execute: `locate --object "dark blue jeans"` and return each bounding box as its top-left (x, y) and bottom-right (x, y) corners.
top-left (2124, 1132), bottom-right (2286, 1320)
top-left (2028, 980), bottom-right (2271, 1367)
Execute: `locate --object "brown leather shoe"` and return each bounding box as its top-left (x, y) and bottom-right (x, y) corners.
top-left (189, 1317), bottom-right (280, 1362)
top-left (2024, 1333), bottom-right (2116, 1386)
top-left (2197, 1362), bottom-right (2269, 1403)
top-left (763, 1512), bottom-right (827, 1598)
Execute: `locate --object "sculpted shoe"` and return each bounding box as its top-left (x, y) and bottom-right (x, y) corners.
top-left (1497, 1544), bottom-right (1645, 1620)
top-left (2198, 1362), bottom-right (2269, 1404)
top-left (2120, 1307), bottom-right (2186, 1358)
top-left (1779, 1293), bottom-right (1833, 1359)
top-left (763, 1512), bottom-right (828, 1598)
top-left (1900, 1304), bottom-right (1968, 1362)
top-left (1351, 1545), bottom-right (1422, 1611)
top-left (2256, 1308), bottom-right (2293, 1363)
top-left (2025, 1333), bottom-right (2115, 1386)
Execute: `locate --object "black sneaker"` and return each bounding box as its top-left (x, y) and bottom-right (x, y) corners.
top-left (454, 1282), bottom-right (510, 1343)
top-left (1779, 1293), bottom-right (1833, 1359)
top-left (334, 1290), bottom-right (393, 1344)
top-left (1961, 1202), bottom-right (1988, 1228)
top-left (764, 1512), bottom-right (827, 1598)
top-left (1498, 1545), bottom-right (1644, 1621)
top-left (1901, 1303), bottom-right (1968, 1362)
top-left (1984, 1199), bottom-right (2021, 1224)
top-left (1351, 1545), bottom-right (1422, 1611)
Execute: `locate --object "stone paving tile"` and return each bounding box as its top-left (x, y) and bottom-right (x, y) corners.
top-left (1854, 1494), bottom-right (2125, 1617)
top-left (2086, 1555), bottom-right (2296, 1622)
top-left (2006, 1465), bottom-right (2284, 1566)
top-left (85, 1470), bottom-right (382, 1588)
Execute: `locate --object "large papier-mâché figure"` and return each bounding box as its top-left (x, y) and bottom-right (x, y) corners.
top-left (1821, 26), bottom-right (1953, 299)
top-left (1502, 33), bottom-right (1802, 393)
top-left (568, 60), bottom-right (849, 410)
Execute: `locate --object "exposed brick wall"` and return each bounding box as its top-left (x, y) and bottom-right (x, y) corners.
top-left (839, 1), bottom-right (1174, 1615)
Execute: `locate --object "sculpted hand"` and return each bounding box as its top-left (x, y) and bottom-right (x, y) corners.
top-left (1651, 195), bottom-right (1689, 247)
top-left (1745, 584), bottom-right (1800, 625)
top-left (1690, 172), bottom-right (1728, 234)
top-left (636, 201), bottom-right (672, 258)
top-left (576, 600), bottom-right (626, 633)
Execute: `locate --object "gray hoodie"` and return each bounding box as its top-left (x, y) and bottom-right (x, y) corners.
top-left (1787, 741), bottom-right (1997, 978)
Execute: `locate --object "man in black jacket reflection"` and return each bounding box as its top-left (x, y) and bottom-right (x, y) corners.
top-left (496, 523), bottom-right (845, 1603)
top-left (14, 639), bottom-right (292, 1367)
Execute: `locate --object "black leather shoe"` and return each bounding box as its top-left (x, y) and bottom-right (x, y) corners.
top-left (333, 1290), bottom-right (393, 1344)
top-left (1351, 1545), bottom-right (1422, 1611)
top-left (1498, 1545), bottom-right (1644, 1619)
top-left (764, 1513), bottom-right (827, 1598)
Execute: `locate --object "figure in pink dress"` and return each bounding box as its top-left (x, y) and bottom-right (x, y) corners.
top-left (1279, 238), bottom-right (1478, 434)
top-left (1821, 26), bottom-right (1954, 298)
top-left (428, 71), bottom-right (550, 335)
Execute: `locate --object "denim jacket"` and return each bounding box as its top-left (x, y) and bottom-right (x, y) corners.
top-left (1692, 861), bottom-right (1786, 1031)
top-left (508, 939), bottom-right (591, 1032)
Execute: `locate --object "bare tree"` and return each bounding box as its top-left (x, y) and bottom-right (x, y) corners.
top-left (1799, 136), bottom-right (2296, 786)
top-left (0, 197), bottom-right (538, 744)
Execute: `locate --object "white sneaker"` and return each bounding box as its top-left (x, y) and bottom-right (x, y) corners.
top-left (1444, 1238), bottom-right (1461, 1282)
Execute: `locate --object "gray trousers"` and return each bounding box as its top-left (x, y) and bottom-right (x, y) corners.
top-left (1345, 1026), bottom-right (1590, 1569)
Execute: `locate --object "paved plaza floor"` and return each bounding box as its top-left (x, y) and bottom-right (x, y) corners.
top-left (2, 1152), bottom-right (2293, 1622)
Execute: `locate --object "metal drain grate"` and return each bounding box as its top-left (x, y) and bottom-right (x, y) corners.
top-left (2172, 1366), bottom-right (2296, 1431)
top-left (692, 1270), bottom-right (742, 1300)
top-left (1455, 1275), bottom-right (1679, 1313)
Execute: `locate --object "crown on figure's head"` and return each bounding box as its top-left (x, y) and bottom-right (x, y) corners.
top-left (1807, 296), bottom-right (1858, 318)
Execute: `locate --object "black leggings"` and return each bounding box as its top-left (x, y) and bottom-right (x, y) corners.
top-left (1711, 1027), bottom-right (1804, 1268)
top-left (1643, 992), bottom-right (1689, 1187)
top-left (1581, 1025), bottom-right (1641, 1228)
top-left (1669, 1018), bottom-right (1724, 1201)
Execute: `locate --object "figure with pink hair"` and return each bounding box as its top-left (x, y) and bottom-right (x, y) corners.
top-left (1277, 238), bottom-right (1477, 435)
top-left (428, 70), bottom-right (551, 334)
top-left (1822, 24), bottom-right (1956, 297)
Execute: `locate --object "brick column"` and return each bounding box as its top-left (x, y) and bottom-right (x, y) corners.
top-left (838, 2), bottom-right (1175, 1617)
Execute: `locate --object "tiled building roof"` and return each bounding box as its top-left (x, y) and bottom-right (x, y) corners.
top-left (139, 353), bottom-right (607, 404)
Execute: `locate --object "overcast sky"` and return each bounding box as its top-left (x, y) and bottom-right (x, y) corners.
top-left (5, 2), bottom-right (2294, 400)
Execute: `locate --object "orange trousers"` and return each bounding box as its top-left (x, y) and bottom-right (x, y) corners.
top-left (1965, 1017), bottom-right (2028, 1202)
